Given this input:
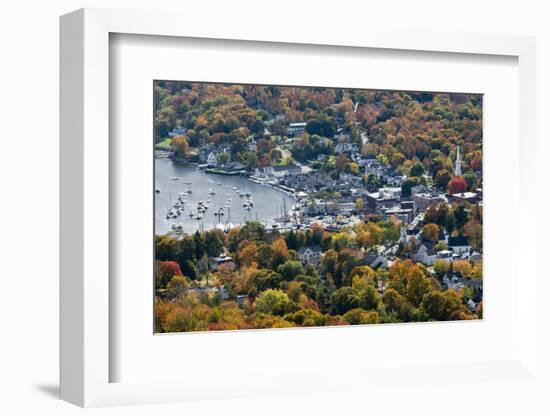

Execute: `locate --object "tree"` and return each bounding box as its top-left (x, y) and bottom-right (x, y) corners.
top-left (434, 169), bottom-right (453, 189)
top-left (257, 243), bottom-right (274, 269)
top-left (421, 291), bottom-right (467, 321)
top-left (155, 235), bottom-right (180, 261)
top-left (453, 205), bottom-right (469, 229)
top-left (434, 259), bottom-right (451, 277)
top-left (166, 275), bottom-right (190, 299)
top-left (196, 254), bottom-right (210, 281)
top-left (170, 135), bottom-right (189, 156)
top-left (193, 231), bottom-right (205, 259)
top-left (330, 286), bottom-right (360, 315)
top-left (342, 308), bottom-right (379, 325)
top-left (448, 176), bottom-right (468, 194)
top-left (284, 309), bottom-right (327, 327)
top-left (421, 223), bottom-right (440, 242)
top-left (156, 261), bottom-right (183, 289)
top-left (238, 241), bottom-right (258, 267)
top-left (271, 238), bottom-right (290, 269)
top-left (381, 288), bottom-right (405, 315)
top-left (463, 171), bottom-right (478, 189)
top-left (179, 235), bottom-right (196, 263)
top-left (401, 177), bottom-right (420, 197)
top-left (355, 198), bottom-right (364, 213)
top-left (406, 266), bottom-right (431, 306)
top-left (254, 289), bottom-right (294, 316)
top-left (277, 260), bottom-right (304, 281)
top-left (410, 162), bottom-right (425, 177)
top-left (359, 284), bottom-right (380, 310)
top-left (204, 231), bottom-right (223, 257)
top-left (452, 260), bottom-right (472, 278)
top-left (285, 230), bottom-right (299, 251)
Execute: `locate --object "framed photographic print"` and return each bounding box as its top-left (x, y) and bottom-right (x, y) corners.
top-left (60, 7), bottom-right (540, 409)
top-left (152, 80), bottom-right (484, 334)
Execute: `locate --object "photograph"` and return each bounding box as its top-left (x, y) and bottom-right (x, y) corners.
top-left (153, 81), bottom-right (483, 333)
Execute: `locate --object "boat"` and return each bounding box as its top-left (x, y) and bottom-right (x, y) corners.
top-left (189, 211), bottom-right (195, 217)
top-left (208, 188), bottom-right (215, 195)
top-left (245, 189), bottom-right (251, 197)
top-left (172, 177), bottom-right (179, 181)
top-left (155, 188), bottom-right (161, 193)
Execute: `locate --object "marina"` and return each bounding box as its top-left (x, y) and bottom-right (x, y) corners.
top-left (155, 158), bottom-right (296, 235)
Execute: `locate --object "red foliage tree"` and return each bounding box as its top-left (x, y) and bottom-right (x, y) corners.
top-left (447, 176), bottom-right (468, 194)
top-left (156, 261), bottom-right (183, 289)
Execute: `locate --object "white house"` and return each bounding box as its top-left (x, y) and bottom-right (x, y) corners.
top-left (297, 245), bottom-right (323, 266)
top-left (412, 243), bottom-right (436, 266)
top-left (286, 122), bottom-right (307, 136)
top-left (207, 152), bottom-right (218, 167)
top-left (448, 236), bottom-right (471, 255)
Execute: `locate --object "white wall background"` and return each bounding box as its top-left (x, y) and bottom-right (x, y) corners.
top-left (0, 0), bottom-right (548, 414)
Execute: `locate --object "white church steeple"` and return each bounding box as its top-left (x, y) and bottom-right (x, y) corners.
top-left (454, 145), bottom-right (462, 176)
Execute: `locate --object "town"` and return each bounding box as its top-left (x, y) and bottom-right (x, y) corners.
top-left (154, 82), bottom-right (483, 332)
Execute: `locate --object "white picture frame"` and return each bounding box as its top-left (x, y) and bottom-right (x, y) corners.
top-left (60, 7), bottom-right (539, 408)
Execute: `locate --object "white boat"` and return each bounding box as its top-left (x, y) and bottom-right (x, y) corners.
top-left (189, 211), bottom-right (194, 217)
top-left (245, 189), bottom-right (251, 197)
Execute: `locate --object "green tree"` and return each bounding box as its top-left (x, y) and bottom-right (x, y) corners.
top-left (330, 286), bottom-right (360, 315)
top-left (254, 289), bottom-right (294, 316)
top-left (410, 162), bottom-right (425, 177)
top-left (401, 177), bottom-right (420, 197)
top-left (278, 260), bottom-right (305, 281)
top-left (285, 230), bottom-right (299, 251)
top-left (204, 231), bottom-right (223, 257)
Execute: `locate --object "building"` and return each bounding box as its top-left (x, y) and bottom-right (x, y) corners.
top-left (363, 250), bottom-right (389, 269)
top-left (365, 187), bottom-right (401, 211)
top-left (412, 192), bottom-right (447, 211)
top-left (286, 122), bottom-right (307, 137)
top-left (384, 207), bottom-right (414, 223)
top-left (334, 142), bottom-right (357, 154)
top-left (297, 245), bottom-right (323, 266)
top-left (168, 126), bottom-right (187, 137)
top-left (210, 255), bottom-right (234, 271)
top-left (451, 192), bottom-right (478, 204)
top-left (412, 242), bottom-right (436, 266)
top-left (448, 236), bottom-right (471, 255)
top-left (442, 272), bottom-right (482, 292)
top-left (206, 152), bottom-right (218, 167)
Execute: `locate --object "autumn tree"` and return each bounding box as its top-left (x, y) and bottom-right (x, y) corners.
top-left (448, 176), bottom-right (468, 194)
top-left (421, 223), bottom-right (440, 242)
top-left (170, 135), bottom-right (189, 156)
top-left (156, 261), bottom-right (183, 289)
top-left (452, 260), bottom-right (472, 278)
